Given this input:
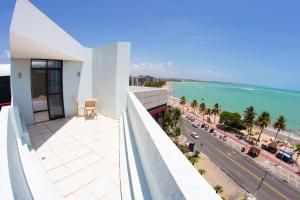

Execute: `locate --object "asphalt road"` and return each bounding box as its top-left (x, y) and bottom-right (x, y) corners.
top-left (181, 118), bottom-right (300, 200)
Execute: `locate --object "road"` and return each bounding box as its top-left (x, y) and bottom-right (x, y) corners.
top-left (181, 118), bottom-right (300, 200)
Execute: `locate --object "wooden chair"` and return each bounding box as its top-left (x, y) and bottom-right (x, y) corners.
top-left (75, 98), bottom-right (85, 117)
top-left (84, 99), bottom-right (97, 119)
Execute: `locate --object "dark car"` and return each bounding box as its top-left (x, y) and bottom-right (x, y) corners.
top-left (248, 146), bottom-right (261, 158)
top-left (261, 142), bottom-right (278, 154)
top-left (201, 124), bottom-right (205, 128)
top-left (209, 128), bottom-right (214, 133)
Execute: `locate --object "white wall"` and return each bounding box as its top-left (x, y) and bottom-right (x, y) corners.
top-left (0, 106), bottom-right (63, 200)
top-left (63, 61), bottom-right (82, 117)
top-left (92, 42), bottom-right (130, 119)
top-left (127, 92), bottom-right (221, 200)
top-left (10, 59), bottom-right (34, 124)
top-left (132, 87), bottom-right (168, 110)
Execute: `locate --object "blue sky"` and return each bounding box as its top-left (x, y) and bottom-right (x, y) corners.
top-left (0, 0), bottom-right (299, 91)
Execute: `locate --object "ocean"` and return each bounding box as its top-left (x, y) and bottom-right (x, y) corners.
top-left (171, 82), bottom-right (300, 132)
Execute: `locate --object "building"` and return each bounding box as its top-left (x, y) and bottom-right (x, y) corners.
top-left (129, 75), bottom-right (160, 86)
top-left (0, 1), bottom-right (220, 200)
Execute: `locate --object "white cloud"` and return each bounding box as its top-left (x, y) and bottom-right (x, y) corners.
top-left (131, 61), bottom-right (176, 77)
top-left (130, 60), bottom-right (235, 82)
top-left (0, 49), bottom-right (10, 63)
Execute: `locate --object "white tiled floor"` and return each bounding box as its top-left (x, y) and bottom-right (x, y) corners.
top-left (27, 115), bottom-right (121, 200)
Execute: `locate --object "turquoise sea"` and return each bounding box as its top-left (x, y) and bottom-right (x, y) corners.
top-left (171, 82), bottom-right (300, 132)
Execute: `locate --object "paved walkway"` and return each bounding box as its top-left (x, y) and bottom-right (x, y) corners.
top-left (27, 115), bottom-right (121, 200)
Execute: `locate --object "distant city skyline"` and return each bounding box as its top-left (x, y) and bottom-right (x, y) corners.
top-left (1, 0), bottom-right (299, 91)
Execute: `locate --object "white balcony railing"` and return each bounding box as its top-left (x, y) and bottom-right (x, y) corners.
top-left (121, 92), bottom-right (221, 200)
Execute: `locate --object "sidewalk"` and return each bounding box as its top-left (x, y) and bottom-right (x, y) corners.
top-left (184, 112), bottom-right (299, 175)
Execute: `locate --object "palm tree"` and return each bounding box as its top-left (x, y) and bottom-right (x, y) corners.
top-left (212, 103), bottom-right (221, 125)
top-left (205, 108), bottom-right (212, 122)
top-left (242, 106), bottom-right (256, 135)
top-left (190, 100), bottom-right (198, 119)
top-left (198, 168), bottom-right (206, 175)
top-left (199, 103), bottom-right (206, 119)
top-left (295, 144), bottom-right (300, 164)
top-left (255, 112), bottom-right (271, 141)
top-left (213, 185), bottom-right (224, 194)
top-left (273, 115), bottom-right (286, 140)
top-left (179, 96), bottom-right (186, 114)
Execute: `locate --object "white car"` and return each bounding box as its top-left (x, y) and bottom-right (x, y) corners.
top-left (191, 132), bottom-right (199, 139)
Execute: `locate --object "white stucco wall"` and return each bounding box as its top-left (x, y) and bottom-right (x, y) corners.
top-left (92, 42), bottom-right (130, 119)
top-left (10, 59), bottom-right (34, 124)
top-left (131, 87), bottom-right (168, 110)
top-left (63, 61), bottom-right (83, 117)
top-left (127, 92), bottom-right (221, 200)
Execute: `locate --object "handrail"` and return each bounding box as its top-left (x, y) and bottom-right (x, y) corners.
top-left (127, 92), bottom-right (221, 199)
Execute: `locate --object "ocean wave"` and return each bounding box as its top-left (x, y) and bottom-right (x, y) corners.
top-left (241, 87), bottom-right (255, 91)
top-left (230, 87), bottom-right (256, 91)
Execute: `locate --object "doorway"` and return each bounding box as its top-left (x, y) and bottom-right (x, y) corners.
top-left (31, 59), bottom-right (65, 123)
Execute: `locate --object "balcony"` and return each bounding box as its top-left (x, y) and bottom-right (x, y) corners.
top-left (27, 115), bottom-right (120, 199)
top-left (0, 91), bottom-right (220, 200)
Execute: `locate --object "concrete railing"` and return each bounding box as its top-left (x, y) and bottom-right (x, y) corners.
top-left (0, 105), bottom-right (63, 200)
top-left (125, 92), bottom-right (221, 200)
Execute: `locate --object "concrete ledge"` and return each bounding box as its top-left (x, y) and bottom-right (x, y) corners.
top-left (0, 105), bottom-right (63, 200)
top-left (127, 92), bottom-right (221, 200)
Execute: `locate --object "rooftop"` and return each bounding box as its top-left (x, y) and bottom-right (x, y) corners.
top-left (27, 115), bottom-right (121, 200)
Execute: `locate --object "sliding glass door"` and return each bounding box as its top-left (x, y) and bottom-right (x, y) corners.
top-left (31, 60), bottom-right (64, 123)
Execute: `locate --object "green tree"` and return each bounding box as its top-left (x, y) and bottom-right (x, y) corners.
top-left (190, 100), bottom-right (198, 118)
top-left (295, 144), bottom-right (300, 164)
top-left (144, 81), bottom-right (166, 87)
top-left (205, 108), bottom-right (212, 122)
top-left (188, 154), bottom-right (200, 165)
top-left (179, 96), bottom-right (186, 114)
top-left (163, 108), bottom-right (182, 136)
top-left (255, 112), bottom-right (271, 141)
top-left (219, 111), bottom-right (243, 130)
top-left (273, 115), bottom-right (287, 140)
top-left (199, 103), bottom-right (206, 119)
top-left (213, 185), bottom-right (224, 194)
top-left (198, 168), bottom-right (206, 175)
top-left (212, 103), bottom-right (221, 124)
top-left (242, 106), bottom-right (256, 135)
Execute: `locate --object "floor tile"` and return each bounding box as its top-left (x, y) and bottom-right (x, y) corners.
top-left (65, 159), bottom-right (87, 174)
top-left (56, 176), bottom-right (81, 197)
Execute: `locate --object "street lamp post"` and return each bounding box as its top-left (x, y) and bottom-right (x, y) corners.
top-left (276, 132), bottom-right (291, 167)
top-left (254, 169), bottom-right (269, 197)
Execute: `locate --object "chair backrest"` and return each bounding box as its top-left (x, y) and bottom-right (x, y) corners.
top-left (85, 100), bottom-right (96, 107)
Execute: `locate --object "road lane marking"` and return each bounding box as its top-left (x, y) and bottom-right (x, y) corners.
top-left (215, 148), bottom-right (289, 200)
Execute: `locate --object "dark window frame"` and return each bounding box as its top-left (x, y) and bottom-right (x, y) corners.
top-left (30, 59), bottom-right (65, 121)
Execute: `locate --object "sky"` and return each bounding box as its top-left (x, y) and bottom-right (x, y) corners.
top-left (0, 0), bottom-right (299, 91)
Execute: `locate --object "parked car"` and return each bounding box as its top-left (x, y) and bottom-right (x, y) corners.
top-left (190, 118), bottom-right (195, 122)
top-left (192, 123), bottom-right (200, 128)
top-left (191, 132), bottom-right (199, 139)
top-left (209, 128), bottom-right (214, 133)
top-left (200, 124), bottom-right (205, 128)
top-left (204, 125), bottom-right (209, 130)
top-left (248, 146), bottom-right (261, 158)
top-left (222, 136), bottom-right (227, 141)
top-left (213, 131), bottom-right (218, 136)
top-left (261, 142), bottom-right (278, 154)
